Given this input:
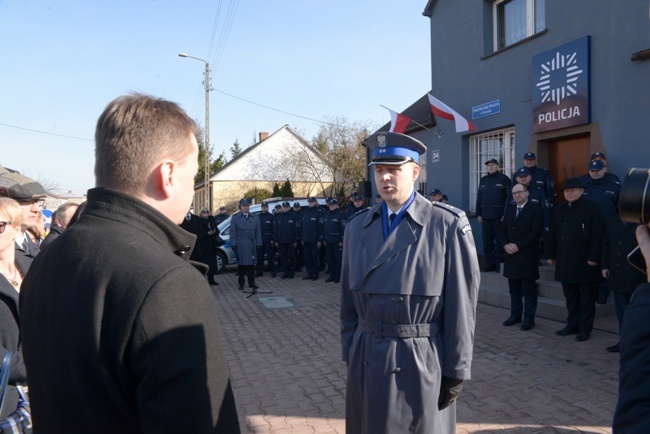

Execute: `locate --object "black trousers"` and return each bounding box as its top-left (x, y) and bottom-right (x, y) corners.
top-left (508, 278), bottom-right (537, 321)
top-left (256, 242), bottom-right (276, 275)
top-left (238, 265), bottom-right (256, 287)
top-left (325, 243), bottom-right (342, 280)
top-left (295, 241), bottom-right (304, 270)
top-left (303, 242), bottom-right (320, 277)
top-left (481, 218), bottom-right (502, 267)
top-left (278, 243), bottom-right (296, 276)
top-left (562, 282), bottom-right (598, 333)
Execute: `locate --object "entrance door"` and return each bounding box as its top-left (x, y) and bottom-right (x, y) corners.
top-left (547, 135), bottom-right (591, 206)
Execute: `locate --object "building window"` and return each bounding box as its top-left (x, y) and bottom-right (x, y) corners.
top-left (418, 154), bottom-right (427, 195)
top-left (469, 128), bottom-right (516, 213)
top-left (494, 0), bottom-right (545, 50)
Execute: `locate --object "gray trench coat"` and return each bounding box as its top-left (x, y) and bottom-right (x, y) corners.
top-left (230, 212), bottom-right (262, 266)
top-left (340, 193), bottom-right (480, 434)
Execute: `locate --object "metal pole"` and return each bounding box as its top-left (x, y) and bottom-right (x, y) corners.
top-left (204, 62), bottom-right (211, 214)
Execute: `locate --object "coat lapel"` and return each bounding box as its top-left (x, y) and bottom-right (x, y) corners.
top-left (358, 195), bottom-right (430, 275)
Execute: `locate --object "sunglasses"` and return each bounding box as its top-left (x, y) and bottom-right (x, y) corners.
top-left (0, 222), bottom-right (7, 234)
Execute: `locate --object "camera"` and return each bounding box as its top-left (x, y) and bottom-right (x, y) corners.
top-left (619, 168), bottom-right (650, 225)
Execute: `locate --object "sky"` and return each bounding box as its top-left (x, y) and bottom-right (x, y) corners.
top-left (0, 0), bottom-right (431, 195)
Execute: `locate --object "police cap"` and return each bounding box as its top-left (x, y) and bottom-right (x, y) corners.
top-left (589, 160), bottom-right (605, 171)
top-left (523, 152), bottom-right (536, 160)
top-left (366, 132), bottom-right (426, 166)
top-left (515, 168), bottom-right (531, 177)
top-left (485, 158), bottom-right (499, 165)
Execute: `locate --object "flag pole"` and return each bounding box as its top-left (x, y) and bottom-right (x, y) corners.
top-left (380, 105), bottom-right (442, 137)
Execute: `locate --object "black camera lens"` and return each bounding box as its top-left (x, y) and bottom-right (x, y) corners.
top-left (619, 168), bottom-right (650, 224)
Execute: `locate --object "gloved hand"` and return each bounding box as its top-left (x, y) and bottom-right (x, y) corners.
top-left (438, 376), bottom-right (463, 410)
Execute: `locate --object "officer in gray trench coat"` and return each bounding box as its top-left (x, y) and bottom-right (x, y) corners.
top-left (340, 132), bottom-right (480, 434)
top-left (230, 198), bottom-right (262, 290)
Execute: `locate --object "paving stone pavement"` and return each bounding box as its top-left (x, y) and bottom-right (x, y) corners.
top-left (211, 269), bottom-right (620, 433)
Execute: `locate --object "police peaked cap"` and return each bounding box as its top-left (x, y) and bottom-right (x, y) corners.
top-left (366, 132), bottom-right (426, 166)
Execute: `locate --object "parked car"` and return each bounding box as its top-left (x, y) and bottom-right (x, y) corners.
top-left (214, 197), bottom-right (329, 273)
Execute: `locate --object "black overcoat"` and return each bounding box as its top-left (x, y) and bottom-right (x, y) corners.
top-left (545, 196), bottom-right (605, 284)
top-left (601, 216), bottom-right (646, 294)
top-left (0, 258), bottom-right (29, 419)
top-left (497, 201), bottom-right (544, 280)
top-left (19, 188), bottom-right (239, 433)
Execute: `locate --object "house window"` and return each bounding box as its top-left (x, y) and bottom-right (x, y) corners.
top-left (469, 128), bottom-right (516, 213)
top-left (494, 0), bottom-right (545, 50)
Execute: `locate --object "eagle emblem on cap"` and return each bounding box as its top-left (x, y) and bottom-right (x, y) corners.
top-left (377, 133), bottom-right (387, 148)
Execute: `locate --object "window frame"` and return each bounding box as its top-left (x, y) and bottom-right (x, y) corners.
top-left (493, 0), bottom-right (545, 51)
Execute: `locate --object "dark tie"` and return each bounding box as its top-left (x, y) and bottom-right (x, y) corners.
top-left (516, 207), bottom-right (522, 217)
top-left (389, 213), bottom-right (396, 225)
top-left (22, 238), bottom-right (30, 253)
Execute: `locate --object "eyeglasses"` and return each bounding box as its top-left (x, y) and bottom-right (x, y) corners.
top-left (200, 210), bottom-right (209, 214)
top-left (0, 222), bottom-right (7, 234)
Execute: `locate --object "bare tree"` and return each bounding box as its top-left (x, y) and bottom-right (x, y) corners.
top-left (310, 115), bottom-right (376, 197)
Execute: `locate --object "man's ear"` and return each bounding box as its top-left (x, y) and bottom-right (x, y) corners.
top-left (153, 160), bottom-right (175, 199)
top-left (411, 164), bottom-right (421, 182)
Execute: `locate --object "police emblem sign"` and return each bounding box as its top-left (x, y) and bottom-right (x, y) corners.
top-left (532, 36), bottom-right (591, 133)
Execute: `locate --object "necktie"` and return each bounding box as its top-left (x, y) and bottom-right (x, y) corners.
top-left (516, 207), bottom-right (522, 217)
top-left (389, 213), bottom-right (396, 225)
top-left (22, 238), bottom-right (30, 252)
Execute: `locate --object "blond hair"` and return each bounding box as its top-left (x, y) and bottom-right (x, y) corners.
top-left (0, 197), bottom-right (23, 227)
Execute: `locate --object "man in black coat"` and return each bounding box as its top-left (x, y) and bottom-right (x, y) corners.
top-left (256, 202), bottom-right (277, 278)
top-left (498, 184), bottom-right (544, 330)
top-left (545, 177), bottom-right (606, 342)
top-left (601, 216), bottom-right (645, 352)
top-left (613, 221), bottom-right (650, 433)
top-left (40, 202), bottom-right (79, 250)
top-left (275, 201), bottom-right (299, 279)
top-left (19, 94), bottom-right (239, 433)
top-left (476, 158), bottom-right (511, 272)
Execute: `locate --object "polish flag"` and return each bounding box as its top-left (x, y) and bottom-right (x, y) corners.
top-left (386, 107), bottom-right (412, 133)
top-left (427, 93), bottom-right (475, 133)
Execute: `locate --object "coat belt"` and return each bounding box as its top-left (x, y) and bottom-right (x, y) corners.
top-left (358, 318), bottom-right (437, 338)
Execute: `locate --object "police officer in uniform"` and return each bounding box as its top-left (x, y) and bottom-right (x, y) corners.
top-left (213, 206), bottom-right (229, 225)
top-left (293, 202), bottom-right (305, 272)
top-left (341, 132), bottom-right (480, 434)
top-left (275, 201), bottom-right (299, 279)
top-left (429, 188), bottom-right (443, 202)
top-left (519, 152), bottom-right (555, 212)
top-left (579, 152), bottom-right (620, 185)
top-left (476, 158), bottom-right (512, 272)
top-left (256, 202), bottom-right (277, 278)
top-left (343, 195), bottom-right (366, 224)
top-left (230, 198), bottom-right (262, 291)
top-left (301, 197), bottom-right (323, 280)
top-left (582, 159), bottom-right (621, 304)
top-left (322, 198), bottom-right (343, 283)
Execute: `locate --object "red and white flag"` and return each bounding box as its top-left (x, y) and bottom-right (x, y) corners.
top-left (385, 107), bottom-right (412, 133)
top-left (427, 93), bottom-right (475, 133)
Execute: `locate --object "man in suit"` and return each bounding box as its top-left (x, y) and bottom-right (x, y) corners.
top-left (20, 93), bottom-right (239, 433)
top-left (341, 132), bottom-right (480, 434)
top-left (498, 184), bottom-right (544, 330)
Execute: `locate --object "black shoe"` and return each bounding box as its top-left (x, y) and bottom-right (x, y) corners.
top-left (596, 296), bottom-right (608, 305)
top-left (238, 285), bottom-right (244, 291)
top-left (575, 332), bottom-right (590, 342)
top-left (311, 275), bottom-right (319, 281)
top-left (281, 275), bottom-right (288, 279)
top-left (502, 317), bottom-right (521, 326)
top-left (483, 265), bottom-right (497, 272)
top-left (302, 274), bottom-right (312, 280)
top-left (271, 273), bottom-right (276, 278)
top-left (250, 285), bottom-right (259, 290)
top-left (324, 276), bottom-right (335, 283)
top-left (556, 326), bottom-right (578, 336)
top-left (332, 279), bottom-right (340, 283)
top-left (520, 321), bottom-right (534, 331)
top-left (606, 343), bottom-right (620, 353)
top-left (287, 275), bottom-right (294, 279)
top-left (255, 272), bottom-right (263, 277)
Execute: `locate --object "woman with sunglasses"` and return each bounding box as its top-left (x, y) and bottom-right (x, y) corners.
top-left (0, 197), bottom-right (31, 431)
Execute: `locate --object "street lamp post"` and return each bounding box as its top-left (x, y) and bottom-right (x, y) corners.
top-left (179, 52), bottom-right (212, 214)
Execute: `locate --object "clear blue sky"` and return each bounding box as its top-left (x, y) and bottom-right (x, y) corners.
top-left (0, 1), bottom-right (431, 195)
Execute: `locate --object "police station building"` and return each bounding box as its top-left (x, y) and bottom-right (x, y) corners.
top-left (367, 0), bottom-right (650, 252)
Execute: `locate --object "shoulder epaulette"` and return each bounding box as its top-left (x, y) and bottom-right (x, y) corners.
top-left (346, 207), bottom-right (370, 224)
top-left (432, 201), bottom-right (466, 218)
